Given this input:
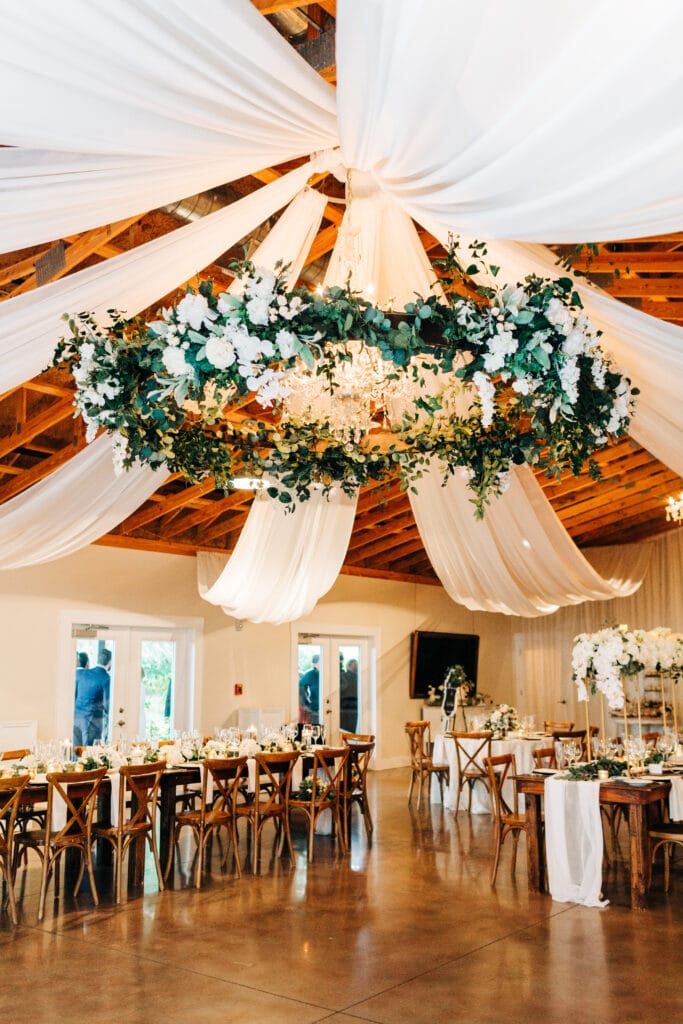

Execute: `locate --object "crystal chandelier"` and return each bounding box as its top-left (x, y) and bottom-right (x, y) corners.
top-left (666, 492), bottom-right (683, 524)
top-left (280, 339), bottom-right (419, 446)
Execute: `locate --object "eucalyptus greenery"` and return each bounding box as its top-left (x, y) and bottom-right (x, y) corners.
top-left (53, 241), bottom-right (636, 515)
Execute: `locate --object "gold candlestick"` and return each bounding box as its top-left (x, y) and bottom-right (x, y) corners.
top-left (661, 671), bottom-right (668, 735)
top-left (636, 678), bottom-right (643, 741)
top-left (600, 694), bottom-right (607, 743)
top-left (584, 695), bottom-right (591, 744)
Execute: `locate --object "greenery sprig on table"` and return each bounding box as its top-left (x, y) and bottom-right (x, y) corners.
top-left (53, 240), bottom-right (636, 515)
top-left (566, 758), bottom-right (627, 780)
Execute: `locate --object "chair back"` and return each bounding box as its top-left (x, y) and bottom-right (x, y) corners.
top-left (643, 731), bottom-right (660, 748)
top-left (405, 721), bottom-right (430, 768)
top-left (448, 731), bottom-right (492, 778)
top-left (552, 728), bottom-right (588, 760)
top-left (299, 747), bottom-right (349, 807)
top-left (544, 720), bottom-right (573, 733)
top-left (46, 767), bottom-right (107, 842)
top-left (531, 745), bottom-right (556, 769)
top-left (203, 756), bottom-right (248, 816)
top-left (341, 732), bottom-right (375, 744)
top-left (1, 749), bottom-right (31, 761)
top-left (0, 774), bottom-right (30, 842)
top-left (253, 751), bottom-right (300, 814)
top-left (484, 753), bottom-right (519, 821)
top-left (343, 740), bottom-right (374, 793)
top-left (117, 760), bottom-right (166, 830)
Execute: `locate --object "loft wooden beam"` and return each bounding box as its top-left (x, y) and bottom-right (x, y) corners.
top-left (0, 400), bottom-right (75, 459)
top-left (120, 479), bottom-right (217, 533)
top-left (9, 214), bottom-right (143, 296)
top-left (339, 563), bottom-right (439, 587)
top-left (251, 0), bottom-right (308, 12)
top-left (0, 437), bottom-right (84, 503)
top-left (160, 489), bottom-right (254, 538)
top-left (602, 277), bottom-right (683, 298)
top-left (305, 223), bottom-right (338, 265)
top-left (0, 246), bottom-right (52, 289)
top-left (573, 252), bottom-right (683, 273)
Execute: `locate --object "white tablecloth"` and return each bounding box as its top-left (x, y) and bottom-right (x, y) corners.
top-left (431, 734), bottom-right (539, 813)
top-left (544, 776), bottom-right (608, 907)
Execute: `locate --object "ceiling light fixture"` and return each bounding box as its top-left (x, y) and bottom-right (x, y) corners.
top-left (665, 492), bottom-right (683, 524)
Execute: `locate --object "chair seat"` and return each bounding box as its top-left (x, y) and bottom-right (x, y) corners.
top-left (176, 808), bottom-right (232, 828)
top-left (649, 823), bottom-right (682, 838)
top-left (94, 820), bottom-right (152, 839)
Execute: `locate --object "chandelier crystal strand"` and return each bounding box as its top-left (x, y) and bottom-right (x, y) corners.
top-left (665, 492), bottom-right (683, 523)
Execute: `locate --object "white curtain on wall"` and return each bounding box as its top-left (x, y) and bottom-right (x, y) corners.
top-left (513, 530), bottom-right (683, 722)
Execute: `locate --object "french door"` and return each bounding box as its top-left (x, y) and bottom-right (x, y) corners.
top-left (70, 624), bottom-right (194, 745)
top-left (295, 633), bottom-right (374, 745)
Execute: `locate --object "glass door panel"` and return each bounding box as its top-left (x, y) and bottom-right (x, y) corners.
top-left (296, 635), bottom-right (373, 745)
top-left (139, 638), bottom-right (176, 743)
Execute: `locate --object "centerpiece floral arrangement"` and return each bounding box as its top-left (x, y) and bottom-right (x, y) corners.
top-left (482, 703), bottom-right (520, 737)
top-left (53, 240), bottom-right (635, 516)
top-left (572, 624), bottom-right (683, 710)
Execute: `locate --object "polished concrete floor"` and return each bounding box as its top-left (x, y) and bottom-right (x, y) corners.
top-left (1, 768), bottom-right (682, 1023)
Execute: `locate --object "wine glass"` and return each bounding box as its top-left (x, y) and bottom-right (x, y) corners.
top-left (301, 725), bottom-right (312, 749)
top-left (657, 733), bottom-right (674, 762)
top-left (562, 741), bottom-right (581, 768)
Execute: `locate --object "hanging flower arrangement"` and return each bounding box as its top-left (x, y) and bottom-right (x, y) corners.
top-left (53, 241), bottom-right (636, 515)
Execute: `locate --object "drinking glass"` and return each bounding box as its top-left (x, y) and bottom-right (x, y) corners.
top-left (562, 741), bottom-right (581, 768)
top-left (301, 726), bottom-right (312, 748)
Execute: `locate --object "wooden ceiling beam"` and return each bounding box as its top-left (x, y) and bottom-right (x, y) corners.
top-left (572, 252), bottom-right (683, 273)
top-left (120, 479), bottom-right (217, 533)
top-left (8, 214), bottom-right (143, 296)
top-left (0, 246), bottom-right (53, 289)
top-left (0, 436), bottom-right (85, 504)
top-left (605, 277), bottom-right (683, 298)
top-left (160, 489), bottom-right (254, 538)
top-left (0, 400), bottom-right (75, 459)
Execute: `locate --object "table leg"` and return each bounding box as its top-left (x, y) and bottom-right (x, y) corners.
top-left (525, 792), bottom-right (545, 893)
top-left (628, 803), bottom-right (649, 911)
top-left (159, 778), bottom-right (176, 886)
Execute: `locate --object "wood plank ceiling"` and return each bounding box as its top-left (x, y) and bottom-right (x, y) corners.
top-left (0, 0), bottom-right (681, 586)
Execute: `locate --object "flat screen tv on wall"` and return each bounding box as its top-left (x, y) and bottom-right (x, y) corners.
top-left (409, 631), bottom-right (479, 701)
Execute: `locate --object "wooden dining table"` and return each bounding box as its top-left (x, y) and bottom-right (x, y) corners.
top-left (516, 773), bottom-right (671, 910)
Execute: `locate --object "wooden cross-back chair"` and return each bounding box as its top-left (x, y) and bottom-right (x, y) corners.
top-left (544, 720), bottom-right (574, 734)
top-left (341, 739), bottom-right (375, 842)
top-left (1, 749), bottom-right (31, 761)
top-left (531, 746), bottom-right (557, 769)
top-left (0, 774), bottom-right (30, 925)
top-left (405, 721), bottom-right (449, 809)
top-left (484, 753), bottom-right (528, 886)
top-left (289, 747), bottom-right (350, 861)
top-left (14, 767), bottom-right (107, 920)
top-left (236, 750), bottom-right (299, 873)
top-left (447, 731), bottom-right (493, 814)
top-left (341, 732), bottom-right (375, 744)
top-left (167, 756), bottom-right (247, 888)
top-left (552, 729), bottom-right (589, 761)
top-left (94, 760), bottom-right (166, 903)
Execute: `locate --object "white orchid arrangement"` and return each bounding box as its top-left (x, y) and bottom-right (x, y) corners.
top-left (482, 703), bottom-right (520, 737)
top-left (572, 625), bottom-right (683, 710)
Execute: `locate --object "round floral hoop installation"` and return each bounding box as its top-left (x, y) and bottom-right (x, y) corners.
top-left (54, 241), bottom-right (636, 515)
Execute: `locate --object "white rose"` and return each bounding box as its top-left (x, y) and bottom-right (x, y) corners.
top-left (245, 296), bottom-right (270, 326)
top-left (276, 329), bottom-right (298, 359)
top-left (80, 342), bottom-right (96, 361)
top-left (247, 269), bottom-right (276, 300)
top-left (176, 293), bottom-right (217, 332)
top-left (205, 336), bottom-right (236, 370)
top-left (544, 297), bottom-right (573, 334)
top-left (162, 345), bottom-right (191, 376)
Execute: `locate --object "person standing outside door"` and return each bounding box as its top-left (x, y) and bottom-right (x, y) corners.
top-left (299, 654), bottom-right (320, 725)
top-left (73, 648), bottom-right (112, 746)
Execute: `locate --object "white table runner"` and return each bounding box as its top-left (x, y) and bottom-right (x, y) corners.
top-left (544, 776), bottom-right (608, 908)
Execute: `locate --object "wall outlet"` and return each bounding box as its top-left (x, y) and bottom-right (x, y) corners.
top-left (234, 682), bottom-right (243, 696)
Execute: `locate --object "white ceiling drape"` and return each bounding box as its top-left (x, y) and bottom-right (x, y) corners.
top-left (409, 464), bottom-right (649, 617)
top-left (336, 0), bottom-right (683, 242)
top-left (1, 1), bottom-right (682, 617)
top-left (0, 435), bottom-right (169, 570)
top-left (0, 159), bottom-right (332, 393)
top-left (198, 486), bottom-right (357, 624)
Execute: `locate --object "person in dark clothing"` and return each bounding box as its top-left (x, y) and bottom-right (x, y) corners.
top-left (73, 648), bottom-right (111, 746)
top-left (299, 654), bottom-right (320, 725)
top-left (340, 658), bottom-right (359, 733)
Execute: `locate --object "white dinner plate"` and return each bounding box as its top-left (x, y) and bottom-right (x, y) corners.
top-left (533, 768), bottom-right (557, 775)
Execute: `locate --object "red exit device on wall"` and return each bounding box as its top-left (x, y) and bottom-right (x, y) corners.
top-left (234, 683), bottom-right (243, 696)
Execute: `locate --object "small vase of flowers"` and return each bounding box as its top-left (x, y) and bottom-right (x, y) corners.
top-left (483, 703), bottom-right (520, 738)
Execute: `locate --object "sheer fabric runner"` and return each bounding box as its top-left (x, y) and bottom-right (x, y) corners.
top-left (544, 776), bottom-right (608, 907)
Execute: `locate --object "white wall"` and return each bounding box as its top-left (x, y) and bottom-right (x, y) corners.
top-left (0, 545), bottom-right (515, 767)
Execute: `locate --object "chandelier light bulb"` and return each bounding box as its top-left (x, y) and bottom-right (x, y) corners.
top-left (665, 492), bottom-right (683, 524)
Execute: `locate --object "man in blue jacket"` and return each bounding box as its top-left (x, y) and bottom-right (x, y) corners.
top-left (73, 648), bottom-right (112, 746)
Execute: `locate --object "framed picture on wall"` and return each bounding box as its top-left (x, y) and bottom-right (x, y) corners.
top-left (409, 631), bottom-right (479, 700)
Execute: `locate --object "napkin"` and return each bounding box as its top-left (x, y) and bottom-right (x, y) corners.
top-left (544, 776), bottom-right (608, 908)
top-left (668, 775), bottom-right (683, 821)
top-left (109, 771), bottom-right (120, 828)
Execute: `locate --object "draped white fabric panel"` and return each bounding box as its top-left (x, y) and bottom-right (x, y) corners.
top-left (323, 172), bottom-right (441, 307)
top-left (198, 487), bottom-right (358, 624)
top-left (0, 160), bottom-right (326, 393)
top-left (0, 435), bottom-right (168, 570)
top-left (0, 0), bottom-right (337, 158)
top-left (336, 0), bottom-right (683, 241)
top-left (409, 463), bottom-right (646, 617)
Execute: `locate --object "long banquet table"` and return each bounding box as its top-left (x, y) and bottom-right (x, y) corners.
top-left (516, 773), bottom-right (671, 910)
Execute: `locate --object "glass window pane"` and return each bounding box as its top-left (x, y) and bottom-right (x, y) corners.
top-left (298, 643), bottom-right (322, 725)
top-left (73, 640), bottom-right (113, 747)
top-left (339, 645), bottom-right (360, 734)
top-left (140, 640), bottom-right (176, 742)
